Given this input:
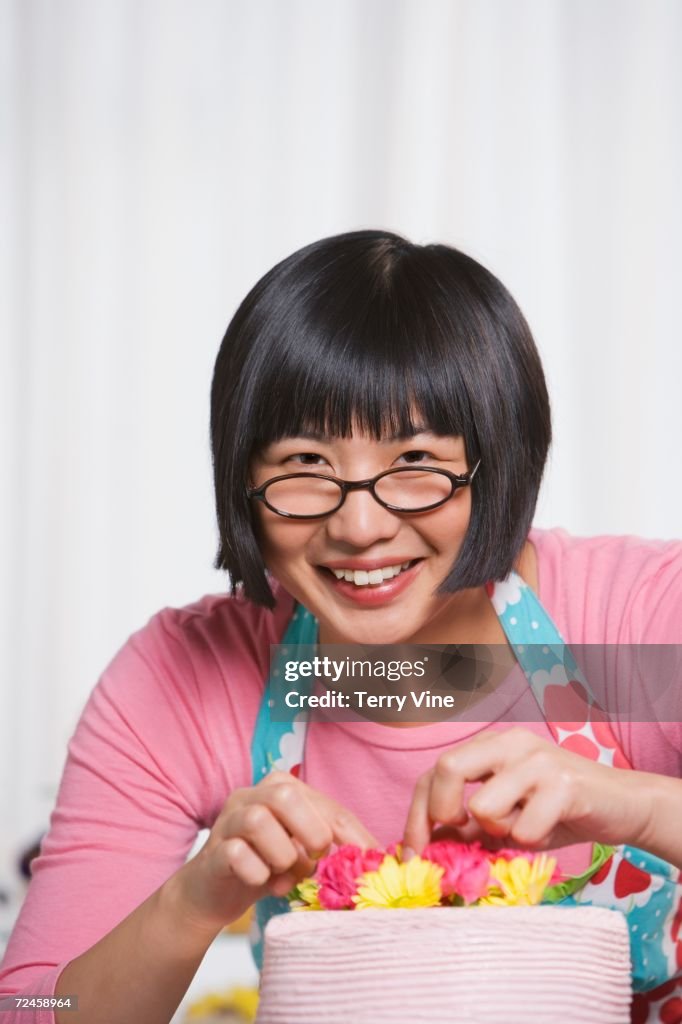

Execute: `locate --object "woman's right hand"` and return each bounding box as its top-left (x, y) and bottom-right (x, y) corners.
top-left (169, 770), bottom-right (378, 935)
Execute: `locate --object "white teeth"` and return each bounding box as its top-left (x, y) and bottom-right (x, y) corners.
top-left (329, 561), bottom-right (414, 586)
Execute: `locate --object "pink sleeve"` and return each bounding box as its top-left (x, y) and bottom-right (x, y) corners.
top-left (630, 535), bottom-right (682, 643)
top-left (0, 612), bottom-right (222, 1023)
top-left (621, 536), bottom-right (682, 775)
top-left (532, 528), bottom-right (682, 775)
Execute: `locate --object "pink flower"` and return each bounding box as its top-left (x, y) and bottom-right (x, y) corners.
top-left (421, 840), bottom-right (491, 904)
top-left (317, 845), bottom-right (385, 909)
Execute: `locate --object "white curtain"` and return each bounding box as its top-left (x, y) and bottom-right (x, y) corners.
top-left (1, 0), bottom-right (681, 872)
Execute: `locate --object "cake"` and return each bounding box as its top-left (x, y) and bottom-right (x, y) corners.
top-left (255, 905), bottom-right (632, 1023)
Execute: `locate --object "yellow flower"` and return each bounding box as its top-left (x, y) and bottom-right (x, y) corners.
top-left (290, 878), bottom-right (323, 910)
top-left (353, 854), bottom-right (444, 910)
top-left (185, 985), bottom-right (259, 1020)
top-left (480, 854), bottom-right (556, 906)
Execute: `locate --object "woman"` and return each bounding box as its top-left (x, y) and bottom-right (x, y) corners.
top-left (1, 230), bottom-right (680, 1024)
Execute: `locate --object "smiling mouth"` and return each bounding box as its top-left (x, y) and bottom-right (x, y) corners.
top-left (319, 559), bottom-right (422, 587)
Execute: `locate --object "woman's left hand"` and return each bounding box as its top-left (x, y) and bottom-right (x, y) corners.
top-left (402, 726), bottom-right (656, 856)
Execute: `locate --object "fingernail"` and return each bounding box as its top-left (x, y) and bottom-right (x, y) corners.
top-left (402, 846), bottom-right (417, 862)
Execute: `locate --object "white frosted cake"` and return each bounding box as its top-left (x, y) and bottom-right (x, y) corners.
top-left (256, 906), bottom-right (631, 1023)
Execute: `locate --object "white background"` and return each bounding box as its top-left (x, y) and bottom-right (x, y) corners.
top-left (1, 0), bottom-right (681, 1011)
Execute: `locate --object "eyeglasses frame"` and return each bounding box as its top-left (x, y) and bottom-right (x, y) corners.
top-left (247, 459), bottom-right (481, 519)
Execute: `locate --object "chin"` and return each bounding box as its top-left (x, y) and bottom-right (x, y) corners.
top-left (326, 608), bottom-right (424, 647)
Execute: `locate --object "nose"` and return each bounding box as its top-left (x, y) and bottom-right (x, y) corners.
top-left (324, 488), bottom-right (402, 548)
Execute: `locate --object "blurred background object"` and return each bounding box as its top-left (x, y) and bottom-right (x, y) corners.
top-left (1, 0), bottom-right (681, 1011)
top-left (224, 909), bottom-right (255, 936)
top-left (182, 985), bottom-right (258, 1022)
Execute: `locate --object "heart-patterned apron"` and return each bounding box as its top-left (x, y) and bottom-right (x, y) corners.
top-left (249, 572), bottom-right (682, 1023)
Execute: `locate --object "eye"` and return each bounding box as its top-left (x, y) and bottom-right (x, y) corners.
top-left (288, 452), bottom-right (328, 466)
top-left (397, 450), bottom-right (436, 464)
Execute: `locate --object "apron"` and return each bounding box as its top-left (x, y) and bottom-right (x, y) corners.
top-left (249, 573), bottom-right (682, 1024)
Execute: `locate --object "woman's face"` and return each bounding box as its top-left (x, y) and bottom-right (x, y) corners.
top-left (249, 426), bottom-right (475, 644)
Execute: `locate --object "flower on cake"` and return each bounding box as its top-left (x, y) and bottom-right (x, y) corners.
top-left (421, 840), bottom-right (491, 904)
top-left (353, 854), bottom-right (444, 910)
top-left (316, 845), bottom-right (385, 909)
top-left (481, 854), bottom-right (557, 906)
top-left (492, 847), bottom-right (562, 879)
top-left (290, 878), bottom-right (324, 911)
top-left (287, 841), bottom-right (557, 911)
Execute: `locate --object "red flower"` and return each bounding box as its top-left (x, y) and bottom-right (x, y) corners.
top-left (422, 840), bottom-right (490, 904)
top-left (317, 845), bottom-right (385, 909)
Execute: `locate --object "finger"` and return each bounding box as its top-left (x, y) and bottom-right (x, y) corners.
top-left (290, 836), bottom-right (316, 877)
top-left (429, 818), bottom-right (520, 849)
top-left (269, 840), bottom-right (317, 898)
top-left (256, 780), bottom-right (336, 857)
top-left (220, 837), bottom-right (271, 889)
top-left (428, 739), bottom-right (509, 827)
top-left (467, 762), bottom-right (540, 838)
top-left (508, 786), bottom-right (565, 848)
top-left (262, 772), bottom-right (379, 851)
top-left (403, 730), bottom-right (536, 855)
top-left (403, 770), bottom-right (436, 856)
top-left (318, 794), bottom-right (380, 850)
top-left (270, 871), bottom-right (300, 897)
top-left (237, 802), bottom-right (303, 874)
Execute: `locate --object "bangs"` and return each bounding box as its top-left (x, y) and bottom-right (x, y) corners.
top-left (246, 267), bottom-right (478, 453)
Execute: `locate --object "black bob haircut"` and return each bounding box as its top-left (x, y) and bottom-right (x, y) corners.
top-left (211, 229), bottom-right (551, 609)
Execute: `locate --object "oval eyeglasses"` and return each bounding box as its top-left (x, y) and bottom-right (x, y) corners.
top-left (247, 460), bottom-right (481, 519)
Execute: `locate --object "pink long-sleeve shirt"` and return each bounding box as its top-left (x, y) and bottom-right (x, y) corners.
top-left (1, 527), bottom-right (682, 1021)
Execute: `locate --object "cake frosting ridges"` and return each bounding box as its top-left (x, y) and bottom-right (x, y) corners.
top-left (255, 906), bottom-right (631, 1023)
